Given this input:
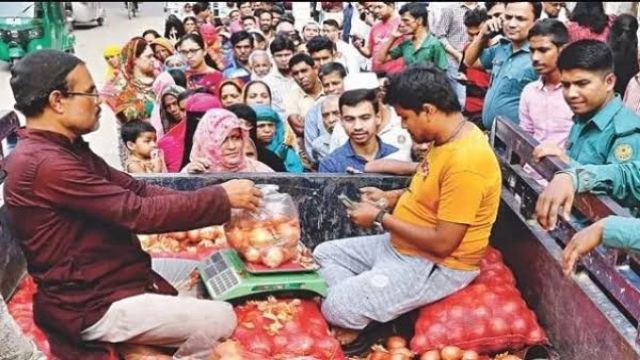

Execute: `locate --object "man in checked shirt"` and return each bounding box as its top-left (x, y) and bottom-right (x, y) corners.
top-left (433, 2), bottom-right (480, 106)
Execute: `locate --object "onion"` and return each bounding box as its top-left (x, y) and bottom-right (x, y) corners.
top-left (386, 336), bottom-right (407, 350)
top-left (390, 347), bottom-right (413, 359)
top-left (187, 229), bottom-right (201, 243)
top-left (441, 346), bottom-right (463, 360)
top-left (367, 349), bottom-right (389, 360)
top-left (461, 350), bottom-right (479, 360)
top-left (244, 247), bottom-right (261, 263)
top-left (171, 231), bottom-right (187, 241)
top-left (276, 221), bottom-right (301, 245)
top-left (225, 227), bottom-right (246, 249)
top-left (249, 227), bottom-right (274, 248)
top-left (199, 226), bottom-right (217, 240)
top-left (420, 350), bottom-right (441, 360)
top-left (262, 247), bottom-right (285, 268)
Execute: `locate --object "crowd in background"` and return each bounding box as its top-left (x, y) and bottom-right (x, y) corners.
top-left (98, 1), bottom-right (640, 177)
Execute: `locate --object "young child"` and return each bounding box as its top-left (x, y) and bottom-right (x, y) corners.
top-left (121, 120), bottom-right (167, 173)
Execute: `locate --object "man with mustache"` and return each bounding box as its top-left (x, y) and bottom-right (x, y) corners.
top-left (464, 2), bottom-right (541, 130)
top-left (519, 19), bottom-right (573, 147)
top-left (4, 50), bottom-right (262, 358)
top-left (532, 40), bottom-right (640, 166)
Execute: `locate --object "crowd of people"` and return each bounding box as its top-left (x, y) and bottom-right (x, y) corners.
top-left (7, 1), bottom-right (640, 359)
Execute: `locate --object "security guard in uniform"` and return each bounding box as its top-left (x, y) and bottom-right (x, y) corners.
top-left (532, 40), bottom-right (640, 166)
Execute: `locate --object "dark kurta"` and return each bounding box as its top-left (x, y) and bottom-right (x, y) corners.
top-left (4, 128), bottom-right (231, 348)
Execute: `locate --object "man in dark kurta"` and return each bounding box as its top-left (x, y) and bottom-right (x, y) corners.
top-left (4, 50), bottom-right (262, 358)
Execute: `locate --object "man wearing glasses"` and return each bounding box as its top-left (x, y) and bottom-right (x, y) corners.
top-left (5, 50), bottom-right (262, 357)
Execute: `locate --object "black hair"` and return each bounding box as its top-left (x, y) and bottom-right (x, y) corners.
top-left (570, 2), bottom-right (608, 34)
top-left (12, 53), bottom-right (84, 117)
top-left (289, 52), bottom-right (315, 69)
top-left (121, 120), bottom-right (156, 144)
top-left (322, 19), bottom-right (340, 30)
top-left (238, 1), bottom-right (251, 8)
top-left (609, 14), bottom-right (639, 95)
top-left (528, 19), bottom-right (569, 47)
top-left (183, 16), bottom-right (198, 26)
top-left (250, 32), bottom-right (266, 45)
top-left (255, 9), bottom-right (271, 18)
top-left (142, 29), bottom-right (160, 39)
top-left (557, 39), bottom-right (614, 74)
top-left (485, 2), bottom-right (506, 13)
top-left (168, 69), bottom-right (187, 88)
top-left (192, 2), bottom-right (210, 16)
top-left (279, 13), bottom-right (296, 26)
top-left (399, 3), bottom-right (429, 27)
top-left (178, 89), bottom-right (198, 104)
top-left (177, 33), bottom-right (206, 50)
top-left (270, 34), bottom-right (295, 54)
top-left (464, 7), bottom-right (489, 28)
top-left (243, 80), bottom-right (273, 103)
top-left (241, 15), bottom-right (256, 23)
top-left (227, 103), bottom-right (259, 140)
top-left (385, 64), bottom-right (461, 113)
top-left (231, 30), bottom-right (254, 47)
top-left (319, 62), bottom-right (347, 79)
top-left (339, 89), bottom-right (380, 115)
top-left (374, 70), bottom-right (388, 79)
top-left (306, 36), bottom-right (336, 55)
top-left (509, 2), bottom-right (543, 20)
top-left (164, 15), bottom-right (186, 40)
top-left (271, 5), bottom-right (285, 15)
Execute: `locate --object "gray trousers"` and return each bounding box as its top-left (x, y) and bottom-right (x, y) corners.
top-left (314, 233), bottom-right (478, 330)
top-left (0, 294), bottom-right (46, 360)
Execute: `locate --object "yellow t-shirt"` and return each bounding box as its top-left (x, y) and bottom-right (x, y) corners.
top-left (391, 125), bottom-right (501, 270)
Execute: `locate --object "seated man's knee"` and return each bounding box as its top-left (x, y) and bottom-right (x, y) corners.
top-left (198, 301), bottom-right (237, 339)
top-left (321, 291), bottom-right (368, 330)
top-left (312, 241), bottom-right (336, 263)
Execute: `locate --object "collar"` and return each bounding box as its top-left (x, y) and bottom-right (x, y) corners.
top-left (17, 127), bottom-right (86, 149)
top-left (416, 33), bottom-right (435, 50)
top-left (535, 77), bottom-right (563, 91)
top-left (499, 38), bottom-right (531, 54)
top-left (576, 95), bottom-right (624, 131)
top-left (343, 137), bottom-right (397, 159)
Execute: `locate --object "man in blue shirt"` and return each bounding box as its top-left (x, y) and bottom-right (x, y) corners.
top-left (463, 2), bottom-right (542, 130)
top-left (223, 31), bottom-right (254, 80)
top-left (319, 89), bottom-right (398, 173)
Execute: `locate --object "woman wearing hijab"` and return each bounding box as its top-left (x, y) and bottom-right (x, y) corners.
top-left (200, 23), bottom-right (226, 70)
top-left (219, 78), bottom-right (245, 107)
top-left (165, 14), bottom-right (186, 46)
top-left (103, 37), bottom-right (157, 124)
top-left (184, 109), bottom-right (274, 173)
top-left (164, 54), bottom-right (187, 72)
top-left (150, 37), bottom-right (175, 64)
top-left (251, 105), bottom-right (304, 173)
top-left (227, 103), bottom-right (287, 172)
top-left (158, 92), bottom-right (220, 172)
top-left (103, 44), bottom-right (121, 83)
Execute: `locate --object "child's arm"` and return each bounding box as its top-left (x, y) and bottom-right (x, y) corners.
top-left (126, 161), bottom-right (147, 174)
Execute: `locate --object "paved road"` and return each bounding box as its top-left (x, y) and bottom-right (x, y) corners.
top-left (0, 2), bottom-right (167, 169)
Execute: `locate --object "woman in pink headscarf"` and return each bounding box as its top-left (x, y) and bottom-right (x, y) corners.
top-left (200, 23), bottom-right (226, 70)
top-left (158, 92), bottom-right (221, 172)
top-left (184, 108), bottom-right (274, 173)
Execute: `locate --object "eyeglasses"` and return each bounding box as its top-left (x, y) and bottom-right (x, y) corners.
top-left (62, 90), bottom-right (102, 101)
top-left (178, 48), bottom-right (202, 56)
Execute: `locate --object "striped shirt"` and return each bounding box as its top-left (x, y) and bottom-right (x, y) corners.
top-left (623, 73), bottom-right (640, 116)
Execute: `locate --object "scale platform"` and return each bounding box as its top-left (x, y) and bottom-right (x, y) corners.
top-left (198, 249), bottom-right (327, 301)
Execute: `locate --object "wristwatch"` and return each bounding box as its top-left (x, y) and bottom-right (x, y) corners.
top-left (373, 208), bottom-right (388, 228)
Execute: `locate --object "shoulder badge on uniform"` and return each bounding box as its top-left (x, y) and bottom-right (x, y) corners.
top-left (615, 144), bottom-right (633, 162)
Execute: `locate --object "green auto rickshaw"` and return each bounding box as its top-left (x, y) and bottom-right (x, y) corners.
top-left (0, 2), bottom-right (75, 66)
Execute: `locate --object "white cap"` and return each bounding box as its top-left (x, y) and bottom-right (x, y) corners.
top-left (343, 72), bottom-right (379, 92)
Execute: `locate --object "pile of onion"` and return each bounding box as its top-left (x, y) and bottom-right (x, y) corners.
top-left (225, 217), bottom-right (301, 268)
top-left (419, 346), bottom-right (482, 360)
top-left (366, 336), bottom-right (413, 360)
top-left (138, 226), bottom-right (226, 253)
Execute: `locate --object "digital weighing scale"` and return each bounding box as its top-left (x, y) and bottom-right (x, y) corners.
top-left (198, 249), bottom-right (327, 301)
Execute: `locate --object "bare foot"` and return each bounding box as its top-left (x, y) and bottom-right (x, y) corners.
top-left (117, 344), bottom-right (174, 360)
top-left (332, 327), bottom-right (360, 345)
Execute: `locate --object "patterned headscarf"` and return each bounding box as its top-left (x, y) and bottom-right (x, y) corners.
top-left (164, 54), bottom-right (187, 72)
top-left (190, 108), bottom-right (251, 172)
top-left (119, 36), bottom-right (148, 79)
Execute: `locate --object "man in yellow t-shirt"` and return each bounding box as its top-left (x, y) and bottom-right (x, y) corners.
top-left (314, 65), bottom-right (501, 344)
